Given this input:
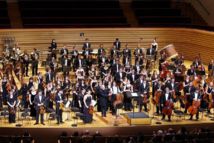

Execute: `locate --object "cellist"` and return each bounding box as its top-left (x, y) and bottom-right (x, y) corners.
top-left (189, 87), bottom-right (202, 120)
top-left (161, 87), bottom-right (173, 121)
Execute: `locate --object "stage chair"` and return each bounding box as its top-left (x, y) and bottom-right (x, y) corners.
top-left (173, 109), bottom-right (185, 121)
top-left (48, 112), bottom-right (56, 125)
top-left (20, 109), bottom-right (32, 126)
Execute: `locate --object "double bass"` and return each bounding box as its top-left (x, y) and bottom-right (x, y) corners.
top-left (113, 93), bottom-right (124, 108)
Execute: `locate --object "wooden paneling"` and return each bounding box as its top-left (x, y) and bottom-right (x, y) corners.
top-left (0, 28), bottom-right (213, 64)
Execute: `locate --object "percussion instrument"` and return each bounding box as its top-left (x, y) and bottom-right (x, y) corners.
top-left (160, 44), bottom-right (178, 60)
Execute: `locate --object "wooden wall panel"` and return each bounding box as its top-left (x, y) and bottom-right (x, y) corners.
top-left (0, 28), bottom-right (213, 64)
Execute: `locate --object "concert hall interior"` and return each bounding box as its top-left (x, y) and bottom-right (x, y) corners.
top-left (0, 0), bottom-right (214, 143)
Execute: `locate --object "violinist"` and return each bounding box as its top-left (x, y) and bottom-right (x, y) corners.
top-left (83, 90), bottom-right (93, 123)
top-left (33, 90), bottom-right (46, 125)
top-left (161, 87), bottom-right (173, 121)
top-left (7, 91), bottom-right (16, 123)
top-left (189, 88), bottom-right (202, 120)
top-left (139, 79), bottom-right (150, 112)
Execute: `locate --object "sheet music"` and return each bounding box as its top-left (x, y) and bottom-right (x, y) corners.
top-left (131, 92), bottom-right (138, 97)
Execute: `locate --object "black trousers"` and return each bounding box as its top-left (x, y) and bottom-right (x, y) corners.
top-left (36, 110), bottom-right (44, 123)
top-left (32, 63), bottom-right (38, 76)
top-left (56, 108), bottom-right (63, 123)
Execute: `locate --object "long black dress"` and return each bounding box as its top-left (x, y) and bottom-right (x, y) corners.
top-left (83, 96), bottom-right (93, 123)
top-left (30, 92), bottom-right (36, 118)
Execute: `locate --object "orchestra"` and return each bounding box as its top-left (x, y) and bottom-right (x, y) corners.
top-left (0, 38), bottom-right (214, 127)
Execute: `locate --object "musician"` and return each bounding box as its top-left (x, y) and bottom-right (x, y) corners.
top-left (49, 39), bottom-right (57, 54)
top-left (74, 55), bottom-right (85, 69)
top-left (123, 79), bottom-right (133, 111)
top-left (184, 82), bottom-right (195, 113)
top-left (153, 81), bottom-right (164, 114)
top-left (139, 80), bottom-right (150, 112)
top-left (187, 65), bottom-right (196, 76)
top-left (82, 38), bottom-right (91, 51)
top-left (165, 78), bottom-right (180, 101)
top-left (161, 87), bottom-right (173, 121)
top-left (55, 90), bottom-right (64, 124)
top-left (128, 69), bottom-right (138, 85)
top-left (189, 88), bottom-right (202, 120)
top-left (113, 38), bottom-right (121, 51)
top-left (173, 65), bottom-right (183, 82)
top-left (49, 57), bottom-right (57, 78)
top-left (62, 55), bottom-right (71, 77)
top-left (22, 51), bottom-right (29, 76)
top-left (115, 68), bottom-right (125, 85)
top-left (134, 61), bottom-right (142, 75)
top-left (83, 90), bottom-right (93, 123)
top-left (110, 46), bottom-right (120, 58)
top-left (75, 66), bottom-right (85, 81)
top-left (71, 45), bottom-right (78, 65)
top-left (192, 57), bottom-right (201, 69)
top-left (31, 48), bottom-right (39, 76)
top-left (2, 76), bottom-right (8, 104)
top-left (20, 82), bottom-right (28, 108)
top-left (33, 90), bottom-right (45, 125)
top-left (134, 46), bottom-right (143, 63)
top-left (146, 47), bottom-right (155, 56)
top-left (98, 44), bottom-right (106, 57)
top-left (208, 60), bottom-right (214, 77)
top-left (109, 81), bottom-right (121, 115)
top-left (111, 60), bottom-right (121, 75)
top-left (7, 91), bottom-right (16, 123)
top-left (98, 52), bottom-right (108, 67)
top-left (45, 68), bottom-right (54, 84)
top-left (99, 84), bottom-right (108, 117)
top-left (206, 82), bottom-right (213, 113)
top-left (60, 45), bottom-right (68, 57)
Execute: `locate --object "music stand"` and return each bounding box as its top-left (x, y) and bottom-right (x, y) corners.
top-left (126, 92), bottom-right (139, 118)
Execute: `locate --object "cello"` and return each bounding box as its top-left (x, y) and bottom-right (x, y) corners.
top-left (162, 100), bottom-right (174, 116)
top-left (188, 100), bottom-right (201, 116)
